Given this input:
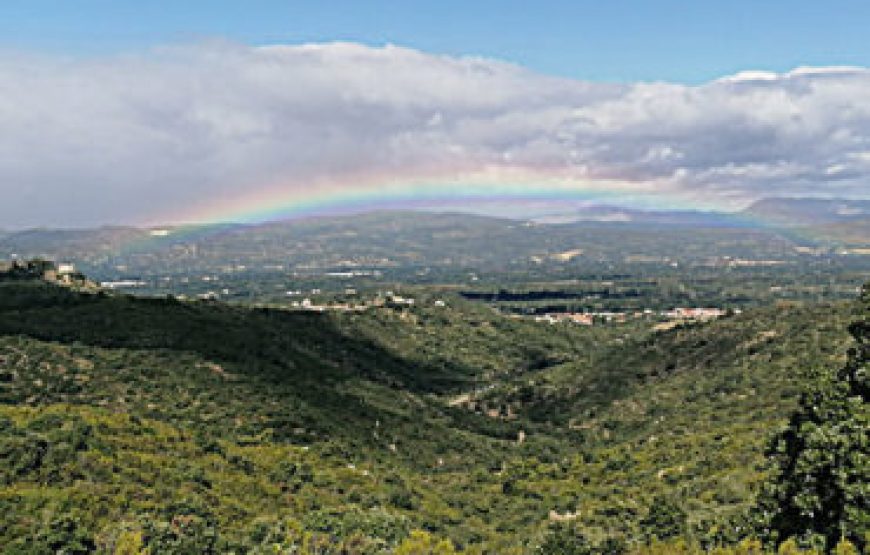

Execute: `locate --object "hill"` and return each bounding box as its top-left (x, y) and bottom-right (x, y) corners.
top-left (528, 206), bottom-right (745, 227)
top-left (740, 197), bottom-right (870, 227)
top-left (4, 208), bottom-right (865, 285)
top-left (0, 273), bottom-right (863, 552)
top-left (795, 218), bottom-right (870, 247)
top-left (0, 278), bottom-right (598, 551)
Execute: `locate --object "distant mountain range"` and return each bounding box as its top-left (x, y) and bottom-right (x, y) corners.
top-left (529, 197), bottom-right (870, 227)
top-left (528, 205), bottom-right (742, 226)
top-left (0, 197), bottom-right (867, 279)
top-left (739, 197), bottom-right (870, 226)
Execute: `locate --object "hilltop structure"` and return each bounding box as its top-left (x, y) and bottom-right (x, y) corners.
top-left (0, 259), bottom-right (94, 288)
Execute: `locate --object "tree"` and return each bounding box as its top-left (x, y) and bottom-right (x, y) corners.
top-left (640, 496), bottom-right (687, 541)
top-left (534, 523), bottom-right (596, 555)
top-left (755, 284), bottom-right (869, 550)
top-left (394, 530), bottom-right (457, 555)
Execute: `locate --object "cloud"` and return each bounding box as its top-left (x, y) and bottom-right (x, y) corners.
top-left (0, 42), bottom-right (869, 226)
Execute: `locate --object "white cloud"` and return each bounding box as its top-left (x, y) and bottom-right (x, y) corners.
top-left (0, 41), bottom-right (868, 226)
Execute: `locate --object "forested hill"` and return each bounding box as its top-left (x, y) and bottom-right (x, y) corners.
top-left (0, 275), bottom-right (865, 553)
top-left (3, 205), bottom-right (869, 282)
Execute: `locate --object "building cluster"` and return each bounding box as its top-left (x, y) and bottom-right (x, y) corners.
top-left (660, 307), bottom-right (728, 320)
top-left (100, 279), bottom-right (148, 289)
top-left (533, 313), bottom-right (595, 325)
top-left (0, 259), bottom-right (90, 287)
top-left (287, 291), bottom-right (447, 313)
top-left (531, 306), bottom-right (731, 326)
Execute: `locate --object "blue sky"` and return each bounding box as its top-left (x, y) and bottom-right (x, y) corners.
top-left (2, 0), bottom-right (869, 83)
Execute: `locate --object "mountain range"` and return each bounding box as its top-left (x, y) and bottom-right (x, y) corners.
top-left (0, 198), bottom-right (867, 282)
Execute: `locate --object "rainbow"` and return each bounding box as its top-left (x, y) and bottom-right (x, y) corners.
top-left (110, 166), bottom-right (848, 256)
top-left (148, 167), bottom-right (719, 227)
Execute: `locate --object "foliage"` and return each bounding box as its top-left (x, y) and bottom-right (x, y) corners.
top-left (533, 524), bottom-right (598, 555)
top-left (754, 286), bottom-right (869, 551)
top-left (0, 273), bottom-right (866, 552)
top-left (639, 496), bottom-right (687, 541)
top-left (395, 530), bottom-right (458, 554)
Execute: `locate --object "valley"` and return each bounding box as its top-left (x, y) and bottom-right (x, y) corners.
top-left (0, 207), bottom-right (867, 554)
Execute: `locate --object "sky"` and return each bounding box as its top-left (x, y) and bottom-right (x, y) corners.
top-left (1, 1), bottom-right (870, 227)
top-left (5, 1), bottom-right (870, 83)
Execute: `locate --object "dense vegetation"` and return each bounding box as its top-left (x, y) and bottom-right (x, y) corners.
top-left (0, 262), bottom-right (866, 553)
top-left (753, 286), bottom-right (868, 550)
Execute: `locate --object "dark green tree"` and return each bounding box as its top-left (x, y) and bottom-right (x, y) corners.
top-left (8, 514), bottom-right (96, 555)
top-left (639, 495), bottom-right (687, 541)
top-left (534, 523), bottom-right (595, 555)
top-left (756, 284), bottom-right (869, 550)
top-left (534, 523), bottom-right (626, 555)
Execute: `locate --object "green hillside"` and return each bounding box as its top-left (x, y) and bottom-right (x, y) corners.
top-left (5, 210), bottom-right (864, 282)
top-left (462, 301), bottom-right (858, 541)
top-left (0, 276), bottom-right (865, 553)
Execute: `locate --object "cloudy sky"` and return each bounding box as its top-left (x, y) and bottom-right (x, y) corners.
top-left (2, 1), bottom-right (870, 227)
